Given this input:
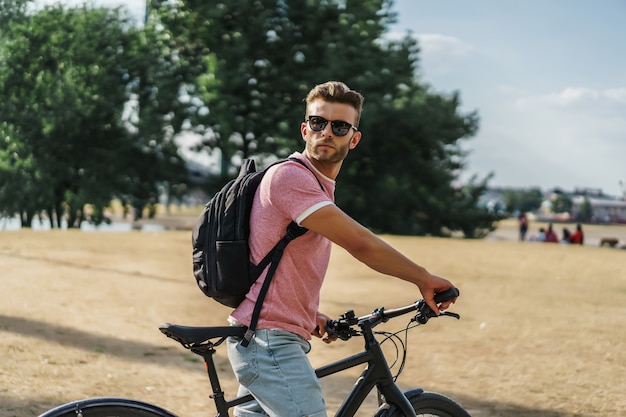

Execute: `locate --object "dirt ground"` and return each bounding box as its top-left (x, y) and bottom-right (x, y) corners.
top-left (1, 219), bottom-right (625, 417)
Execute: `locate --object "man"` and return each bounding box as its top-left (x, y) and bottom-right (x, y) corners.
top-left (227, 81), bottom-right (457, 416)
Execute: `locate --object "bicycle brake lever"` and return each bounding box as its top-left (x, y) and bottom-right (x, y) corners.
top-left (414, 305), bottom-right (461, 324)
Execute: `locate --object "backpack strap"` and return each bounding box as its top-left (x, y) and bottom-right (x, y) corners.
top-left (241, 157), bottom-right (325, 347)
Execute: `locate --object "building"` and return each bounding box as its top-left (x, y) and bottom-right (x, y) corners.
top-left (571, 196), bottom-right (626, 223)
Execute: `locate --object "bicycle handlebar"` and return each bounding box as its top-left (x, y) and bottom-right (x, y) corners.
top-left (326, 288), bottom-right (460, 341)
top-left (434, 287), bottom-right (460, 304)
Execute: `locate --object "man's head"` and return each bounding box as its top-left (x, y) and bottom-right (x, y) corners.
top-left (305, 81), bottom-right (364, 126)
top-left (301, 82), bottom-right (364, 175)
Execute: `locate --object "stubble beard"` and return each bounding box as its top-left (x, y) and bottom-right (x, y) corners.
top-left (307, 140), bottom-right (350, 164)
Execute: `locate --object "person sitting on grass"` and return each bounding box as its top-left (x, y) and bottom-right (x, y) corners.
top-left (567, 223), bottom-right (584, 245)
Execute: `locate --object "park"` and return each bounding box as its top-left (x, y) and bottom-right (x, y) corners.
top-left (1, 218), bottom-right (624, 416)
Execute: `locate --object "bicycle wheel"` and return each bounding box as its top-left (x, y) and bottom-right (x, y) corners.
top-left (375, 390), bottom-right (471, 417)
top-left (38, 397), bottom-right (178, 417)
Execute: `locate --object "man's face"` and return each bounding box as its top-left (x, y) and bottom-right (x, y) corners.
top-left (301, 99), bottom-right (361, 164)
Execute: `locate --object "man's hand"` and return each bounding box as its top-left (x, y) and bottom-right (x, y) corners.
top-left (418, 273), bottom-right (458, 315)
top-left (311, 312), bottom-right (337, 344)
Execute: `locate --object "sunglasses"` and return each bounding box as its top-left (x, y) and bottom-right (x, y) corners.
top-left (306, 115), bottom-right (358, 137)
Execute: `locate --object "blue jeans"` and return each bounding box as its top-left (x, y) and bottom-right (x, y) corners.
top-left (227, 329), bottom-right (327, 417)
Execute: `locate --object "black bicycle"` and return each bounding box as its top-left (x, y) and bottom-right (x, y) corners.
top-left (39, 288), bottom-right (470, 417)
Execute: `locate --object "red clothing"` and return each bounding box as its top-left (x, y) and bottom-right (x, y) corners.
top-left (568, 230), bottom-right (583, 244)
top-left (544, 230), bottom-right (558, 243)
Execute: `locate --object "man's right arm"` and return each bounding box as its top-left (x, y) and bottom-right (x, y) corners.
top-left (299, 204), bottom-right (456, 313)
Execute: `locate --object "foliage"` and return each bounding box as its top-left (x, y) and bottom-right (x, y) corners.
top-left (0, 3), bottom-right (188, 227)
top-left (551, 192), bottom-right (573, 214)
top-left (0, 0), bottom-right (30, 33)
top-left (576, 197), bottom-right (593, 222)
top-left (151, 0), bottom-right (496, 237)
top-left (1, 0), bottom-right (497, 236)
top-left (501, 187), bottom-right (544, 214)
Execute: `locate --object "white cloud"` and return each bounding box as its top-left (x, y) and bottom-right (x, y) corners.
top-left (414, 33), bottom-right (474, 75)
top-left (416, 34), bottom-right (474, 57)
top-left (497, 85), bottom-right (529, 96)
top-left (515, 87), bottom-right (626, 107)
top-left (471, 84), bottom-right (626, 195)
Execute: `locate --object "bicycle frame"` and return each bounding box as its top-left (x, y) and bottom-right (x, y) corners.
top-left (164, 289), bottom-right (460, 417)
top-left (314, 320), bottom-right (416, 417)
top-left (192, 319), bottom-right (415, 417)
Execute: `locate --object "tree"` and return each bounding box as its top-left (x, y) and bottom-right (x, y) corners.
top-left (0, 121), bottom-right (43, 226)
top-left (0, 0), bottom-right (30, 33)
top-left (151, 0), bottom-right (402, 177)
top-left (576, 197), bottom-right (593, 222)
top-left (0, 4), bottom-right (188, 226)
top-left (502, 187), bottom-right (544, 214)
top-left (150, 0), bottom-right (496, 237)
top-left (551, 192), bottom-right (572, 214)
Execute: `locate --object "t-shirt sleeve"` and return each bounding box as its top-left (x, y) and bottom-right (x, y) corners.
top-left (295, 201), bottom-right (333, 225)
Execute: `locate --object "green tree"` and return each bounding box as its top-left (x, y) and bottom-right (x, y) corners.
top-left (151, 0), bottom-right (401, 177)
top-left (151, 0), bottom-right (496, 237)
top-left (502, 187), bottom-right (543, 214)
top-left (0, 0), bottom-right (30, 33)
top-left (0, 121), bottom-right (43, 225)
top-left (0, 4), bottom-right (187, 227)
top-left (576, 197), bottom-right (593, 222)
top-left (551, 192), bottom-right (572, 214)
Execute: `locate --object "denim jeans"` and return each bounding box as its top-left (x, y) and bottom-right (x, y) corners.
top-left (227, 328), bottom-right (327, 417)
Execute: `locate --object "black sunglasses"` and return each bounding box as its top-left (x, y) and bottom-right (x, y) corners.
top-left (306, 115), bottom-right (358, 137)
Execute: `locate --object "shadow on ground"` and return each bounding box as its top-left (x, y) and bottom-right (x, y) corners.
top-left (0, 250), bottom-right (183, 285)
top-left (2, 315), bottom-right (584, 417)
top-left (0, 314), bottom-right (187, 367)
top-left (0, 393), bottom-right (585, 417)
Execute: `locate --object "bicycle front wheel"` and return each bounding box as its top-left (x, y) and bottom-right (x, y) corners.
top-left (375, 390), bottom-right (471, 417)
top-left (38, 397), bottom-right (178, 417)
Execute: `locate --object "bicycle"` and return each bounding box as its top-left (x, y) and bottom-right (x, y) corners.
top-left (39, 288), bottom-right (470, 417)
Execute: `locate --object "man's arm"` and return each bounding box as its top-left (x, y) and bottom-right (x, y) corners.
top-left (299, 204), bottom-right (456, 313)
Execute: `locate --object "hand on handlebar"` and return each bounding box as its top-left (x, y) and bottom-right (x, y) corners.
top-left (312, 312), bottom-right (338, 344)
top-left (325, 289), bottom-right (460, 340)
top-left (417, 274), bottom-right (458, 315)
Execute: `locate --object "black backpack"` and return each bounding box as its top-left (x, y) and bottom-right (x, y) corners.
top-left (192, 157), bottom-right (323, 345)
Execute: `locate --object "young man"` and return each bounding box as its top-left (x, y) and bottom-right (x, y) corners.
top-left (227, 81), bottom-right (457, 417)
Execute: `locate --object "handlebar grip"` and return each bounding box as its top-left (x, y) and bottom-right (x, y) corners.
top-left (434, 288), bottom-right (459, 304)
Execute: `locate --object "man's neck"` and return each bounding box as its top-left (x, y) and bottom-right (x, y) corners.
top-left (301, 151), bottom-right (342, 180)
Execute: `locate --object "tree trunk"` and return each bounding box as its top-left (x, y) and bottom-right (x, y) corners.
top-left (20, 210), bottom-right (33, 228)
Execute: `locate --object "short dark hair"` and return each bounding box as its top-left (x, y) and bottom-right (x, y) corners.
top-left (305, 81), bottom-right (364, 125)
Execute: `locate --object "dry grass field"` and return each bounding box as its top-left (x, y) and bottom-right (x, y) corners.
top-left (1, 219), bottom-right (625, 417)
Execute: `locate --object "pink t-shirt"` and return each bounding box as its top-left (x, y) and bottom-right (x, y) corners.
top-left (230, 153), bottom-right (336, 339)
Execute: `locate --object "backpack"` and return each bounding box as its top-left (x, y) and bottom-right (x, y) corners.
top-left (192, 157), bottom-right (323, 345)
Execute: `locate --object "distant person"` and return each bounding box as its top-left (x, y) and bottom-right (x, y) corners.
top-left (518, 212), bottom-right (529, 241)
top-left (568, 223), bottom-right (584, 245)
top-left (544, 223), bottom-right (559, 243)
top-left (537, 227), bottom-right (546, 242)
top-left (561, 227), bottom-right (571, 244)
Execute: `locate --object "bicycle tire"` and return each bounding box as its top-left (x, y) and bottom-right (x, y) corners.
top-left (38, 397), bottom-right (178, 417)
top-left (375, 390), bottom-right (471, 417)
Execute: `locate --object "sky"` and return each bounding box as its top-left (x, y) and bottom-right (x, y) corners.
top-left (36, 0), bottom-right (626, 197)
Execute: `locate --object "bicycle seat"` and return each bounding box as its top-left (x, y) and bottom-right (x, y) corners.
top-left (159, 323), bottom-right (245, 347)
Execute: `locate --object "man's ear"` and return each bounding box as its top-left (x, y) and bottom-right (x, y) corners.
top-left (349, 131), bottom-right (362, 149)
top-left (300, 122), bottom-right (308, 140)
